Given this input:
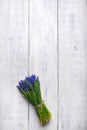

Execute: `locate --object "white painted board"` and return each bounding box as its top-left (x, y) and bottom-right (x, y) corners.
top-left (29, 0), bottom-right (58, 130)
top-left (59, 0), bottom-right (87, 130)
top-left (0, 0), bottom-right (28, 130)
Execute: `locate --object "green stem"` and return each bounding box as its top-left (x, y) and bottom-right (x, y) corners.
top-left (35, 103), bottom-right (52, 126)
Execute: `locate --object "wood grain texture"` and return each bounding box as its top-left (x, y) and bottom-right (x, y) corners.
top-left (0, 0), bottom-right (87, 130)
top-left (29, 0), bottom-right (58, 129)
top-left (59, 0), bottom-right (87, 130)
top-left (0, 0), bottom-right (28, 130)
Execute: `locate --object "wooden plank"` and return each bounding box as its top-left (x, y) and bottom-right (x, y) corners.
top-left (0, 0), bottom-right (28, 130)
top-left (59, 0), bottom-right (87, 130)
top-left (29, 0), bottom-right (58, 129)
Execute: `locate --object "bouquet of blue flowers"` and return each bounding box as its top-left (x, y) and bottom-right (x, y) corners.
top-left (17, 74), bottom-right (51, 126)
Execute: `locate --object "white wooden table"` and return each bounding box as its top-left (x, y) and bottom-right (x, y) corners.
top-left (0, 0), bottom-right (87, 130)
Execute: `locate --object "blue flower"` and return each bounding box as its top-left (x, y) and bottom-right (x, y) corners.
top-left (25, 74), bottom-right (37, 85)
top-left (24, 79), bottom-right (30, 90)
top-left (18, 81), bottom-right (26, 92)
top-left (17, 74), bottom-right (37, 92)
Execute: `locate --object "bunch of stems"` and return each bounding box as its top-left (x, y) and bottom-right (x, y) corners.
top-left (17, 75), bottom-right (51, 126)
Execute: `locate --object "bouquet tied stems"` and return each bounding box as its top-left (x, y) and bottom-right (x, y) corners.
top-left (17, 74), bottom-right (52, 126)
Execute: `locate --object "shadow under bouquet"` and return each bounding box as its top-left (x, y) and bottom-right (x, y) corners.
top-left (17, 74), bottom-right (51, 126)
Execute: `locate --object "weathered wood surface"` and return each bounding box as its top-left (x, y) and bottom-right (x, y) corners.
top-left (0, 0), bottom-right (28, 130)
top-left (59, 0), bottom-right (87, 130)
top-left (0, 0), bottom-right (87, 130)
top-left (29, 0), bottom-right (58, 130)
